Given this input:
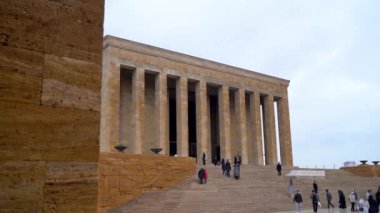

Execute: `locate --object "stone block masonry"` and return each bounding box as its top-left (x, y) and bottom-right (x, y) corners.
top-left (0, 0), bottom-right (104, 212)
top-left (98, 153), bottom-right (196, 212)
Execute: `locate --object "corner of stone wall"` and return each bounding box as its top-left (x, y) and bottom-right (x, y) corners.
top-left (0, 0), bottom-right (104, 212)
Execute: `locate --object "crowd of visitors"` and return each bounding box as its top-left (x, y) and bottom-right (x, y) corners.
top-left (292, 182), bottom-right (380, 213)
top-left (197, 156), bottom-right (380, 213)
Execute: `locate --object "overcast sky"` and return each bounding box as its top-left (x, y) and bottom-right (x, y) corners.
top-left (104, 0), bottom-right (380, 168)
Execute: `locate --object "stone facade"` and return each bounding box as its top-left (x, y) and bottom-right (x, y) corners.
top-left (98, 153), bottom-right (196, 212)
top-left (0, 0), bottom-right (104, 212)
top-left (101, 36), bottom-right (293, 166)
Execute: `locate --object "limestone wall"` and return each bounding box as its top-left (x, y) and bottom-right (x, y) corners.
top-left (98, 153), bottom-right (196, 212)
top-left (0, 0), bottom-right (104, 212)
top-left (341, 165), bottom-right (380, 177)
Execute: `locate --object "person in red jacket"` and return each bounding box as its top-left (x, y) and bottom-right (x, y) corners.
top-left (204, 168), bottom-right (208, 184)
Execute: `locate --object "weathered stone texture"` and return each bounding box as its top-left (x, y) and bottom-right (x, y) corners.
top-left (341, 165), bottom-right (380, 177)
top-left (229, 90), bottom-right (240, 158)
top-left (0, 0), bottom-right (104, 63)
top-left (41, 54), bottom-right (101, 111)
top-left (0, 0), bottom-right (104, 212)
top-left (176, 77), bottom-right (189, 157)
top-left (0, 46), bottom-right (44, 104)
top-left (43, 162), bottom-right (98, 212)
top-left (98, 153), bottom-right (196, 212)
top-left (0, 161), bottom-right (98, 212)
top-left (263, 94), bottom-right (277, 165)
top-left (0, 101), bottom-right (99, 162)
top-left (0, 161), bottom-right (46, 212)
top-left (143, 74), bottom-right (157, 153)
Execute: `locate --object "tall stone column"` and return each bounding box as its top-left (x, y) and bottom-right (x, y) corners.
top-left (277, 96), bottom-right (293, 166)
top-left (249, 92), bottom-right (264, 165)
top-left (236, 88), bottom-right (248, 165)
top-left (176, 77), bottom-right (188, 157)
top-left (196, 80), bottom-right (208, 164)
top-left (263, 94), bottom-right (277, 165)
top-left (218, 85), bottom-right (231, 160)
top-left (155, 72), bottom-right (168, 155)
top-left (100, 47), bottom-right (120, 152)
top-left (132, 67), bottom-right (145, 154)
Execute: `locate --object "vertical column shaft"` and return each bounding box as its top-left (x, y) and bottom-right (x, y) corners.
top-left (156, 72), bottom-right (168, 155)
top-left (263, 94), bottom-right (277, 165)
top-left (100, 47), bottom-right (119, 152)
top-left (132, 67), bottom-right (145, 154)
top-left (249, 92), bottom-right (264, 165)
top-left (218, 85), bottom-right (231, 160)
top-left (237, 89), bottom-right (248, 165)
top-left (176, 77), bottom-right (188, 157)
top-left (277, 96), bottom-right (293, 166)
top-left (196, 80), bottom-right (208, 164)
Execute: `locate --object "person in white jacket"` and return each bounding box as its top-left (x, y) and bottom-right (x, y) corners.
top-left (358, 196), bottom-right (370, 213)
top-left (349, 192), bottom-right (357, 211)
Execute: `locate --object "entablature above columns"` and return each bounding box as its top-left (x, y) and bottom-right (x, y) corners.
top-left (109, 55), bottom-right (289, 98)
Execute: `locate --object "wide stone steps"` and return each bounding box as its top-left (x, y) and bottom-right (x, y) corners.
top-left (109, 165), bottom-right (380, 213)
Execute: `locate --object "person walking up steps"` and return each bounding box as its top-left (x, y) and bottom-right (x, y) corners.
top-left (233, 164), bottom-right (240, 180)
top-left (338, 190), bottom-right (347, 209)
top-left (221, 158), bottom-right (226, 175)
top-left (202, 152), bottom-right (206, 166)
top-left (313, 181), bottom-right (318, 194)
top-left (276, 162), bottom-right (282, 176)
top-left (350, 191), bottom-right (357, 212)
top-left (294, 190), bottom-right (303, 213)
top-left (288, 178), bottom-right (294, 197)
top-left (310, 190), bottom-right (320, 212)
top-left (326, 189), bottom-right (335, 208)
top-left (197, 168), bottom-right (205, 184)
top-left (225, 159), bottom-right (231, 178)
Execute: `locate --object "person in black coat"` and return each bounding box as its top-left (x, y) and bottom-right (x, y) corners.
top-left (221, 158), bottom-right (225, 175)
top-left (313, 181), bottom-right (318, 194)
top-left (202, 152), bottom-right (206, 165)
top-left (197, 168), bottom-right (205, 184)
top-left (225, 160), bottom-right (231, 177)
top-left (276, 162), bottom-right (282, 176)
top-left (375, 186), bottom-right (380, 211)
top-left (293, 190), bottom-right (303, 213)
top-left (310, 190), bottom-right (320, 212)
top-left (368, 195), bottom-right (378, 213)
top-left (338, 190), bottom-right (347, 209)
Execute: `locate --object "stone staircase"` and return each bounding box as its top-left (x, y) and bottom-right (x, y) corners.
top-left (109, 165), bottom-right (380, 213)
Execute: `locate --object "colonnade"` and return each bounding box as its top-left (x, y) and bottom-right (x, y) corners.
top-left (100, 60), bottom-right (293, 166)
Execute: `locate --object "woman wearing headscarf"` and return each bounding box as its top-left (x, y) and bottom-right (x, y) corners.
top-left (368, 195), bottom-right (378, 213)
top-left (338, 190), bottom-right (347, 209)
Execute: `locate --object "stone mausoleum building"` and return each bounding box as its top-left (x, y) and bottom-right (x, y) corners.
top-left (101, 35), bottom-right (293, 166)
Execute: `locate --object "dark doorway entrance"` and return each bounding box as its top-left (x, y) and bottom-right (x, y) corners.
top-left (188, 90), bottom-right (196, 158)
top-left (209, 91), bottom-right (220, 163)
top-left (168, 79), bottom-right (177, 156)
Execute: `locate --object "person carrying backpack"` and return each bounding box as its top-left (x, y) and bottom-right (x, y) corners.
top-left (294, 190), bottom-right (303, 213)
top-left (310, 190), bottom-right (320, 212)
